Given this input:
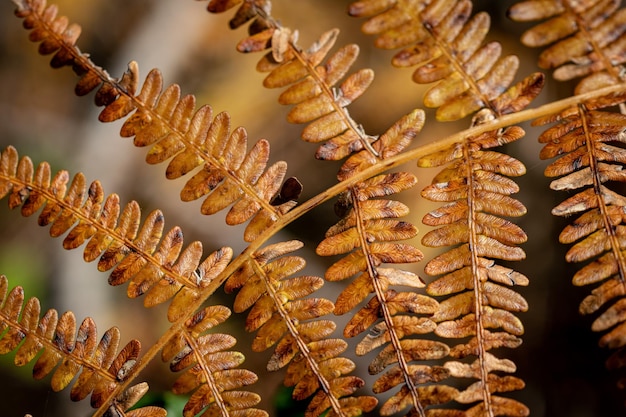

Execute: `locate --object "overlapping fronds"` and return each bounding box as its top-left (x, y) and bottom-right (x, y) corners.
top-left (509, 0), bottom-right (626, 92)
top-left (162, 304), bottom-right (266, 417)
top-left (535, 92), bottom-right (626, 379)
top-left (207, 3), bottom-right (380, 162)
top-left (223, 240), bottom-right (377, 417)
top-left (0, 145), bottom-right (234, 323)
top-left (0, 274), bottom-right (165, 417)
top-left (417, 121), bottom-right (531, 415)
top-left (13, 0), bottom-right (298, 242)
top-left (317, 171), bottom-right (447, 417)
top-left (0, 146), bottom-right (268, 416)
top-left (311, 108), bottom-right (451, 415)
top-left (349, 0), bottom-right (545, 121)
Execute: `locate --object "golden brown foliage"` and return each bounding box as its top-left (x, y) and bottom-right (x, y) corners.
top-left (349, 0), bottom-right (544, 121)
top-left (4, 0), bottom-right (626, 416)
top-left (0, 274), bottom-right (164, 417)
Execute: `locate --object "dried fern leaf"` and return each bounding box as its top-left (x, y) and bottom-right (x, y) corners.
top-left (316, 167), bottom-right (451, 416)
top-left (207, 2), bottom-right (385, 162)
top-left (13, 0), bottom-right (297, 242)
top-left (260, 30), bottom-right (378, 161)
top-left (509, 0), bottom-right (626, 92)
top-left (537, 101), bottom-right (626, 381)
top-left (161, 304), bottom-right (266, 417)
top-left (349, 0), bottom-right (545, 121)
top-left (110, 70), bottom-right (294, 242)
top-left (0, 274), bottom-right (164, 415)
top-left (0, 146), bottom-right (235, 324)
top-left (224, 240), bottom-right (377, 417)
top-left (418, 122), bottom-right (530, 415)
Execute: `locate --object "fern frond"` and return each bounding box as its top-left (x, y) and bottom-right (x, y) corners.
top-left (349, 0), bottom-right (545, 121)
top-left (0, 274), bottom-right (165, 416)
top-left (0, 145), bottom-right (233, 322)
top-left (258, 29), bottom-right (377, 161)
top-left (314, 128), bottom-right (452, 416)
top-left (207, 3), bottom-right (381, 162)
top-left (162, 304), bottom-right (267, 417)
top-left (417, 122), bottom-right (530, 415)
top-left (509, 0), bottom-right (626, 92)
top-left (13, 0), bottom-right (297, 242)
top-left (224, 240), bottom-right (377, 417)
top-left (536, 96), bottom-right (626, 380)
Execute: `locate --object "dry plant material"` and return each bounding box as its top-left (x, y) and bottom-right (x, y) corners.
top-left (209, 3), bottom-right (381, 161)
top-left (536, 97), bottom-right (626, 385)
top-left (163, 305), bottom-right (266, 417)
top-left (14, 0), bottom-right (299, 243)
top-left (508, 0), bottom-right (626, 391)
top-left (349, 0), bottom-right (544, 121)
top-left (417, 122), bottom-right (530, 416)
top-left (509, 0), bottom-right (626, 92)
top-left (0, 146), bottom-right (234, 321)
top-left (314, 112), bottom-right (449, 416)
top-left (0, 274), bottom-right (165, 417)
top-left (0, 145), bottom-right (266, 415)
top-left (226, 240), bottom-right (377, 417)
top-left (6, 0), bottom-right (626, 416)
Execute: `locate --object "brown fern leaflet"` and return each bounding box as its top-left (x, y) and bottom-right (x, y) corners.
top-left (0, 274), bottom-right (165, 417)
top-left (163, 304), bottom-right (267, 417)
top-left (418, 120), bottom-right (531, 416)
top-left (348, 0), bottom-right (544, 415)
top-left (223, 240), bottom-right (377, 417)
top-left (508, 0), bottom-right (626, 392)
top-left (349, 0), bottom-right (544, 121)
top-left (313, 111), bottom-right (454, 417)
top-left (534, 92), bottom-right (626, 386)
top-left (509, 0), bottom-right (626, 93)
top-left (13, 0), bottom-right (297, 243)
top-left (0, 145), bottom-right (230, 320)
top-left (207, 1), bottom-right (381, 162)
top-left (317, 173), bottom-right (447, 417)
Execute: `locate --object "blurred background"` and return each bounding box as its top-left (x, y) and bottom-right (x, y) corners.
top-left (0, 0), bottom-right (623, 416)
